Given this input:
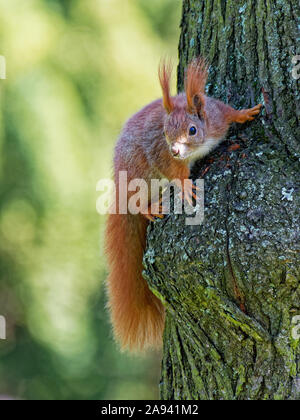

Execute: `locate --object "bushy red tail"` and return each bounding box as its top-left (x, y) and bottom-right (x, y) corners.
top-left (105, 212), bottom-right (165, 352)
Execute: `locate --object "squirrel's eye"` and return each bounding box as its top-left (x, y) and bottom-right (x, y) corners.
top-left (189, 126), bottom-right (197, 136)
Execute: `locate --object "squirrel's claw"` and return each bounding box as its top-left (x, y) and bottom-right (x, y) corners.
top-left (181, 182), bottom-right (198, 206)
top-left (143, 203), bottom-right (166, 222)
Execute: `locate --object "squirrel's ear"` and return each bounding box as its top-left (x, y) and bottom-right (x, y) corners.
top-left (185, 57), bottom-right (208, 118)
top-left (193, 93), bottom-right (206, 120)
top-left (158, 58), bottom-right (174, 114)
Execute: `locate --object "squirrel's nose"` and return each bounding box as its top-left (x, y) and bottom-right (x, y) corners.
top-left (171, 145), bottom-right (180, 157)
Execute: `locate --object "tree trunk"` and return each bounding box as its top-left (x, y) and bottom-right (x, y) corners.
top-left (143, 0), bottom-right (299, 400)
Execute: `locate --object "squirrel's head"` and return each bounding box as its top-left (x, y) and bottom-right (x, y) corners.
top-left (159, 57), bottom-right (209, 161)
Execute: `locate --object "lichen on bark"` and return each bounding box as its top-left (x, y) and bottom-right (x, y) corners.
top-left (143, 0), bottom-right (299, 400)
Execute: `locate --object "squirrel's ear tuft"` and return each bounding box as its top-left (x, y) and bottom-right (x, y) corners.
top-left (185, 57), bottom-right (209, 117)
top-left (158, 58), bottom-right (174, 114)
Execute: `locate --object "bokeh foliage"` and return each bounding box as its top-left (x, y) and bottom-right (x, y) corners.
top-left (0, 0), bottom-right (181, 400)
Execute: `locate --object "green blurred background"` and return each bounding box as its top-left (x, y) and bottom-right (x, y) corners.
top-left (0, 0), bottom-right (181, 400)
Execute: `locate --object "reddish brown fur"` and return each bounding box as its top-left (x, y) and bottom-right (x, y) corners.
top-left (105, 211), bottom-right (165, 352)
top-left (105, 57), bottom-right (262, 353)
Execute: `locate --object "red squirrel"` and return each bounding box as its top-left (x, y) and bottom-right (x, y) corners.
top-left (105, 58), bottom-right (262, 352)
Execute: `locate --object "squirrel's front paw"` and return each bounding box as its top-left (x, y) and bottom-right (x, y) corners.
top-left (236, 104), bottom-right (262, 123)
top-left (175, 180), bottom-right (198, 206)
top-left (143, 203), bottom-right (166, 222)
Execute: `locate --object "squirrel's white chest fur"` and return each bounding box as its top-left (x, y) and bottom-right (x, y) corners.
top-left (189, 137), bottom-right (222, 163)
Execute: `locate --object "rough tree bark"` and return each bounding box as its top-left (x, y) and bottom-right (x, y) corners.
top-left (143, 0), bottom-right (299, 400)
